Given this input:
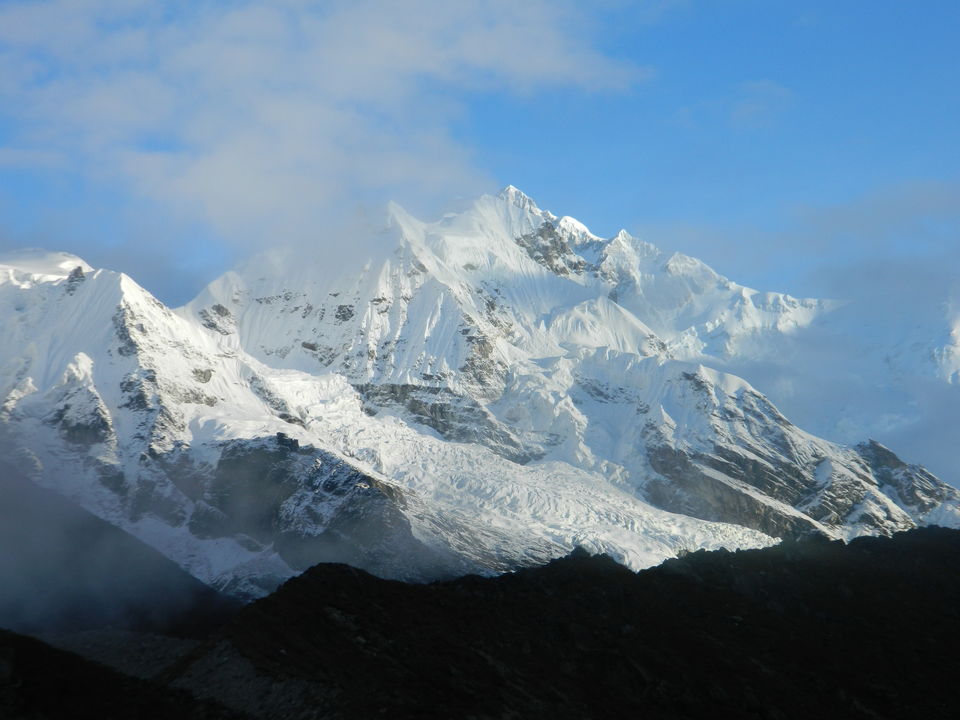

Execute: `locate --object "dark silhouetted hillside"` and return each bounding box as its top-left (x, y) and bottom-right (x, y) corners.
top-left (160, 527), bottom-right (960, 719)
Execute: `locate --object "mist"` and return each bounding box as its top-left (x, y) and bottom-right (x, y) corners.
top-left (0, 419), bottom-right (466, 635)
top-left (636, 180), bottom-right (960, 484)
top-left (0, 434), bottom-right (237, 635)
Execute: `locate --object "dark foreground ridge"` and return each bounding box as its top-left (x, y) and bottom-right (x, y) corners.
top-left (0, 629), bottom-right (248, 720)
top-left (4, 527), bottom-right (960, 719)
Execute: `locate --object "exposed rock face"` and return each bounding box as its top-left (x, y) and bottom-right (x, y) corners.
top-left (515, 221), bottom-right (589, 277)
top-left (856, 439), bottom-right (960, 524)
top-left (191, 434), bottom-right (460, 588)
top-left (64, 265), bottom-right (85, 294)
top-left (354, 383), bottom-right (536, 463)
top-left (198, 302), bottom-right (237, 335)
top-left (637, 370), bottom-right (928, 539)
top-left (645, 444), bottom-right (824, 539)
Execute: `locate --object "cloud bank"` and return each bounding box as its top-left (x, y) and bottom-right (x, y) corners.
top-left (0, 0), bottom-right (642, 301)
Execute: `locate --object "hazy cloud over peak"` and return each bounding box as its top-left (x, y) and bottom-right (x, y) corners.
top-left (0, 0), bottom-right (643, 298)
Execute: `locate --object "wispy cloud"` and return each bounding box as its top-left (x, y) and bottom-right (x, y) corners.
top-left (0, 0), bottom-right (642, 276)
top-left (796, 180), bottom-right (960, 256)
top-left (672, 79), bottom-right (794, 131)
top-left (729, 80), bottom-right (794, 129)
top-left (637, 180), bottom-right (960, 482)
top-left (0, 147), bottom-right (64, 168)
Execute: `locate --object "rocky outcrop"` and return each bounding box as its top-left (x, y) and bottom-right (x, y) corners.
top-left (190, 434), bottom-right (460, 587)
top-left (857, 439), bottom-right (960, 524)
top-left (644, 444), bottom-right (826, 539)
top-left (354, 383), bottom-right (537, 464)
top-left (515, 221), bottom-right (590, 277)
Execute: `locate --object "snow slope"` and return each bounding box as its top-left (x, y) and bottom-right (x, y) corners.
top-left (186, 187), bottom-right (960, 542)
top-left (0, 248), bottom-right (772, 596)
top-left (2, 187), bottom-right (958, 596)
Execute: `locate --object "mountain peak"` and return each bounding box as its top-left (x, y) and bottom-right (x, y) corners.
top-left (498, 185), bottom-right (540, 213)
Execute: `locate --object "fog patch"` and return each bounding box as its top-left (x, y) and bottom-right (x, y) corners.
top-left (0, 432), bottom-right (236, 635)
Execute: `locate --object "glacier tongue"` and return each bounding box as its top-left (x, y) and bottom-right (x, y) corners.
top-left (2, 187), bottom-right (959, 598)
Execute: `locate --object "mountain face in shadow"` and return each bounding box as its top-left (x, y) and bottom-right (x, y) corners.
top-left (0, 470), bottom-right (240, 635)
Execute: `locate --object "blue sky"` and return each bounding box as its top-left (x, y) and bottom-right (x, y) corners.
top-left (456, 1), bottom-right (960, 297)
top-left (0, 0), bottom-right (957, 306)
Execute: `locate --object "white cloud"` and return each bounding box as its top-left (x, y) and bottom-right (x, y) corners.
top-left (0, 0), bottom-right (644, 251)
top-left (0, 147), bottom-right (63, 168)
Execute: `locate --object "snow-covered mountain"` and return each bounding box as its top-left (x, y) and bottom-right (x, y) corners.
top-left (2, 189), bottom-right (958, 597)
